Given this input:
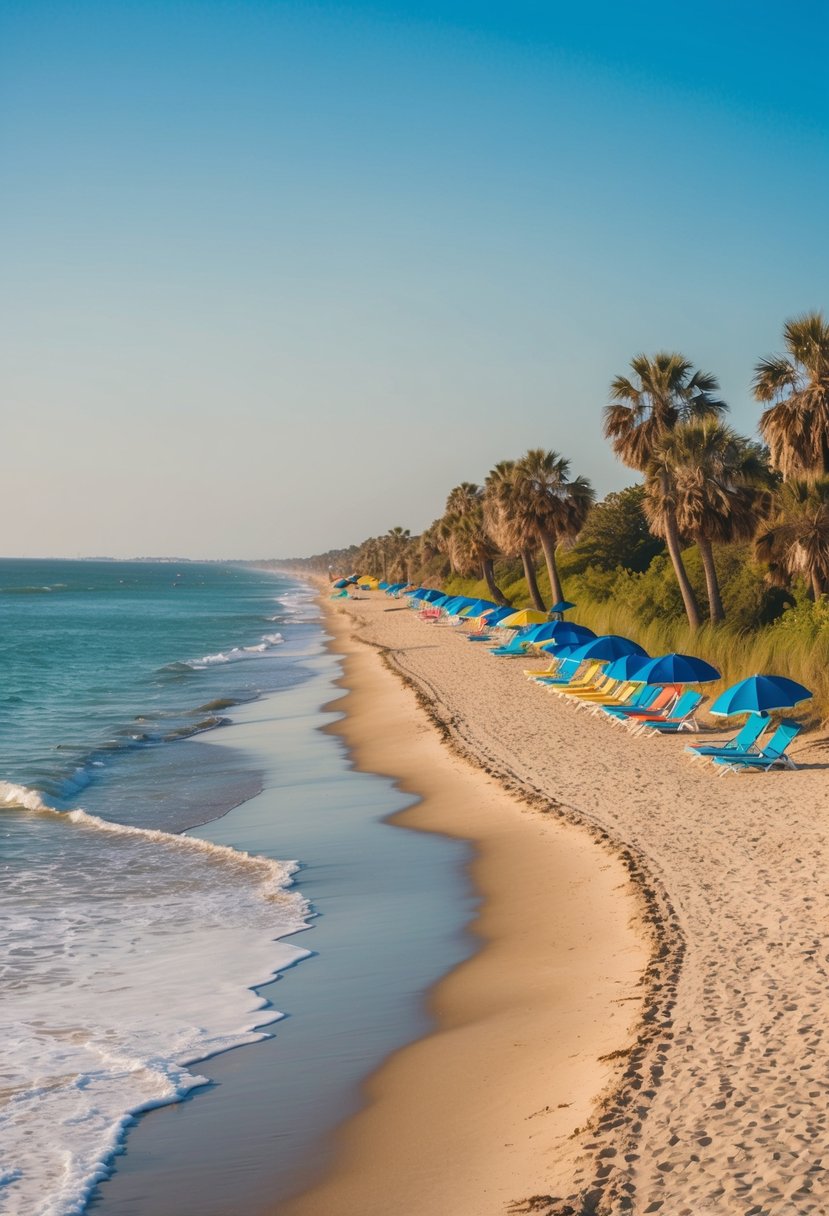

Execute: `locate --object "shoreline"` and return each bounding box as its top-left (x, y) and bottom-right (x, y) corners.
top-left (91, 599), bottom-right (476, 1216)
top-left (277, 592), bottom-right (648, 1215)
top-left (297, 587), bottom-right (829, 1214)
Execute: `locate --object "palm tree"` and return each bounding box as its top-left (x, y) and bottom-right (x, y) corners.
top-left (756, 479), bottom-right (829, 601)
top-left (483, 461), bottom-right (546, 610)
top-left (753, 312), bottom-right (829, 480)
top-left (384, 526), bottom-right (411, 583)
top-left (604, 352), bottom-right (727, 630)
top-left (512, 449), bottom-right (594, 607)
top-left (646, 422), bottom-right (771, 623)
top-left (438, 485), bottom-right (510, 604)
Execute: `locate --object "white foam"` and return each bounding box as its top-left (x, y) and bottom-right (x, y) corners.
top-left (0, 780), bottom-right (49, 811)
top-left (0, 789), bottom-right (310, 1216)
top-left (188, 631), bottom-right (285, 668)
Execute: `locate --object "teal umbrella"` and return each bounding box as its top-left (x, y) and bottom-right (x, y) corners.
top-left (711, 675), bottom-right (812, 716)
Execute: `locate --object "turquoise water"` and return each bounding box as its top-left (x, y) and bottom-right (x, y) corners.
top-left (0, 559), bottom-right (306, 811)
top-left (0, 561), bottom-right (475, 1216)
top-left (0, 561), bottom-right (319, 1214)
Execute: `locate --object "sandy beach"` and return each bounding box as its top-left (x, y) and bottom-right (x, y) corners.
top-left (278, 594), bottom-right (647, 1216)
top-left (282, 589), bottom-right (829, 1215)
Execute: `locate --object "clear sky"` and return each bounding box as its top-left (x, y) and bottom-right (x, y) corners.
top-left (2, 0), bottom-right (827, 558)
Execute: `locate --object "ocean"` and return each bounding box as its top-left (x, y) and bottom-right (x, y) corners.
top-left (0, 561), bottom-right (474, 1216)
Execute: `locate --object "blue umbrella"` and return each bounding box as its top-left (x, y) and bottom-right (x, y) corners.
top-left (333, 578), bottom-right (349, 588)
top-left (459, 598), bottom-right (498, 617)
top-left (378, 581), bottom-right (389, 590)
top-left (710, 674), bottom-right (813, 716)
top-left (546, 641), bottom-right (583, 657)
top-left (522, 621), bottom-right (587, 644)
top-left (449, 597), bottom-right (480, 615)
top-left (566, 635), bottom-right (648, 663)
top-left (603, 653), bottom-right (652, 681)
top-left (636, 653), bottom-right (721, 685)
top-left (537, 622), bottom-right (596, 648)
top-left (480, 605), bottom-right (515, 627)
top-left (441, 596), bottom-right (472, 614)
top-left (549, 600), bottom-right (576, 614)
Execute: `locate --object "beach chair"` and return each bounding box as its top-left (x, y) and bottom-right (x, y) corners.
top-left (712, 720), bottom-right (802, 773)
top-left (632, 691), bottom-right (705, 734)
top-left (685, 715), bottom-right (769, 763)
top-left (553, 670), bottom-right (618, 699)
top-left (523, 657), bottom-right (564, 679)
top-left (488, 634), bottom-right (531, 657)
top-left (570, 679), bottom-right (639, 707)
top-left (585, 683), bottom-right (659, 715)
top-left (601, 684), bottom-right (677, 721)
top-left (418, 607), bottom-right (442, 622)
top-left (536, 660), bottom-right (602, 690)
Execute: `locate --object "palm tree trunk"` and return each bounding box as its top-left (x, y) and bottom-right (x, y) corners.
top-left (538, 529), bottom-right (564, 608)
top-left (663, 512), bottom-right (702, 631)
top-left (697, 537), bottom-right (725, 624)
top-left (521, 549), bottom-right (545, 611)
top-left (481, 558), bottom-right (510, 606)
top-left (812, 571), bottom-right (824, 601)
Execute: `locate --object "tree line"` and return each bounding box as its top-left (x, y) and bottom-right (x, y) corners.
top-left (283, 312), bottom-right (829, 633)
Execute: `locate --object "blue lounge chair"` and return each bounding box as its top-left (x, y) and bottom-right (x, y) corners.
top-left (685, 715), bottom-right (768, 762)
top-left (633, 690), bottom-right (704, 734)
top-left (712, 720), bottom-right (802, 773)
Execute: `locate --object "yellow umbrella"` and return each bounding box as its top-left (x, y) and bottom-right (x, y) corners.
top-left (499, 609), bottom-right (549, 628)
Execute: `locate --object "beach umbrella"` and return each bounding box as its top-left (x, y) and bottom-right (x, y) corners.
top-left (549, 641), bottom-right (583, 657)
top-left (520, 621), bottom-right (587, 644)
top-left (459, 598), bottom-right (498, 617)
top-left (378, 581), bottom-right (389, 590)
top-left (635, 653), bottom-right (721, 685)
top-left (479, 606), bottom-right (515, 627)
top-left (549, 600), bottom-right (576, 614)
top-left (333, 578), bottom-right (348, 589)
top-left (566, 635), bottom-right (648, 663)
top-left (499, 609), bottom-right (550, 629)
top-left (602, 653), bottom-right (652, 681)
top-left (710, 674), bottom-right (813, 717)
top-left (445, 597), bottom-right (479, 615)
top-left (535, 622), bottom-right (595, 648)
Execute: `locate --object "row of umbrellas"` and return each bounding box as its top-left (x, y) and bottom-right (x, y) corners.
top-left (401, 584), bottom-right (813, 718)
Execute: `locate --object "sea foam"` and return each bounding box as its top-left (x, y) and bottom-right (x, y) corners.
top-left (0, 788), bottom-right (310, 1216)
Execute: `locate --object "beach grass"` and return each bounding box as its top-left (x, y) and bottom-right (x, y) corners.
top-left (441, 570), bottom-right (829, 726)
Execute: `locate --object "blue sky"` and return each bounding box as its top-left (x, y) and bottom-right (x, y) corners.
top-left (2, 1), bottom-right (827, 557)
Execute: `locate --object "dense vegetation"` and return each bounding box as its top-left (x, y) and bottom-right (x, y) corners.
top-left (279, 312), bottom-right (829, 720)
